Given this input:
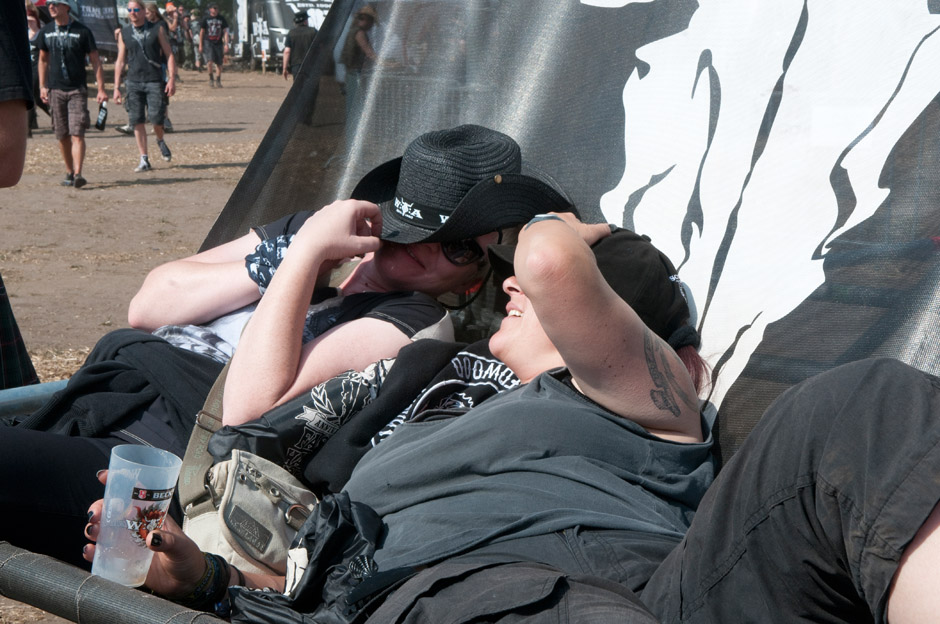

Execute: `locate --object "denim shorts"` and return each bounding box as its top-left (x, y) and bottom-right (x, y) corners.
top-left (125, 80), bottom-right (166, 126)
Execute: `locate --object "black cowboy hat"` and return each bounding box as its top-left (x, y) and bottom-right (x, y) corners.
top-left (352, 125), bottom-right (574, 244)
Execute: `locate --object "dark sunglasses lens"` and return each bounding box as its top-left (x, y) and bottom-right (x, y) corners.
top-left (442, 239), bottom-right (484, 266)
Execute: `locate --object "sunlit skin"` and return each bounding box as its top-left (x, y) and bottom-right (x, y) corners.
top-left (126, 1), bottom-right (145, 26)
top-left (361, 232), bottom-right (499, 297)
top-left (488, 274), bottom-right (565, 384)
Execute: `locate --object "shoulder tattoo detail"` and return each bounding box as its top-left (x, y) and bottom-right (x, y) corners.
top-left (643, 327), bottom-right (699, 417)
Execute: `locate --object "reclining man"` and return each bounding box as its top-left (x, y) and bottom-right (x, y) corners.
top-left (89, 212), bottom-right (940, 623)
top-left (1, 125), bottom-right (571, 568)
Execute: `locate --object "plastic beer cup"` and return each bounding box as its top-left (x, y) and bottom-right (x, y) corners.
top-left (91, 445), bottom-right (182, 586)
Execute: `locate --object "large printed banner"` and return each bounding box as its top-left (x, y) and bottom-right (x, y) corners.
top-left (209, 0), bottom-right (940, 460)
top-left (77, 0), bottom-right (119, 53)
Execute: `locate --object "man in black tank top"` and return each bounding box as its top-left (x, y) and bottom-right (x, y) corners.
top-left (111, 0), bottom-right (176, 172)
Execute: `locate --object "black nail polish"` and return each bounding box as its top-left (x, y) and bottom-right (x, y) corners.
top-left (150, 533), bottom-right (162, 547)
top-left (87, 511), bottom-right (94, 520)
top-left (82, 545), bottom-right (88, 555)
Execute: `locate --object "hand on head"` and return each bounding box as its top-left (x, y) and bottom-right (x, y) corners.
top-left (84, 470), bottom-right (206, 598)
top-left (542, 212), bottom-right (612, 247)
top-left (297, 199), bottom-right (384, 263)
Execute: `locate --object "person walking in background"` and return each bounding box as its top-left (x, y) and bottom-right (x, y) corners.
top-left (144, 2), bottom-right (173, 132)
top-left (339, 5), bottom-right (377, 144)
top-left (179, 6), bottom-right (194, 70)
top-left (190, 8), bottom-right (202, 71)
top-left (199, 3), bottom-right (229, 88)
top-left (37, 0), bottom-right (107, 189)
top-left (112, 0), bottom-right (175, 172)
top-left (282, 10), bottom-right (318, 81)
top-left (162, 2), bottom-right (183, 86)
top-left (25, 1), bottom-right (49, 136)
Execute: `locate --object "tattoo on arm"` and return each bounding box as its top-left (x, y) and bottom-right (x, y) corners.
top-left (643, 327), bottom-right (699, 417)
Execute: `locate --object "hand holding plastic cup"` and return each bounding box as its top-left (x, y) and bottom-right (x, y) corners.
top-left (91, 445), bottom-right (182, 586)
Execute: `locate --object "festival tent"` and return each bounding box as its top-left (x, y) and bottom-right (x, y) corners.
top-left (5, 0), bottom-right (940, 620)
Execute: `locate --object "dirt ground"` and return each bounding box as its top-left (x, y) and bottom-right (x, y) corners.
top-left (0, 63), bottom-right (344, 624)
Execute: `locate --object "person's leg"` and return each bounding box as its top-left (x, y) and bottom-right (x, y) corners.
top-left (0, 426), bottom-right (115, 568)
top-left (49, 90), bottom-right (73, 181)
top-left (642, 358), bottom-right (940, 623)
top-left (133, 124), bottom-right (148, 156)
top-left (66, 89), bottom-right (88, 180)
top-left (70, 136), bottom-right (86, 187)
top-left (57, 135), bottom-right (74, 173)
top-left (125, 82), bottom-right (149, 159)
top-left (146, 82), bottom-right (171, 162)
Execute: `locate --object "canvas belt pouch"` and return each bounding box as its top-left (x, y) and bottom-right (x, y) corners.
top-left (183, 448), bottom-right (319, 575)
top-left (179, 361), bottom-right (320, 576)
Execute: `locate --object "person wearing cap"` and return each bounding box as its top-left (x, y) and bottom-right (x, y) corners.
top-left (80, 208), bottom-right (710, 611)
top-left (112, 0), bottom-right (176, 172)
top-left (2, 125), bottom-right (564, 568)
top-left (199, 2), bottom-right (229, 88)
top-left (282, 9), bottom-right (318, 81)
top-left (86, 207), bottom-right (940, 622)
top-left (37, 0), bottom-right (108, 188)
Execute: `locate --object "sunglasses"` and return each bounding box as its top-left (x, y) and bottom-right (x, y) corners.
top-left (128, 7), bottom-right (141, 11)
top-left (440, 238), bottom-right (486, 267)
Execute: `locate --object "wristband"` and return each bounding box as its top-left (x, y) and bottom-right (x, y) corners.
top-left (172, 552), bottom-right (231, 612)
top-left (523, 214), bottom-right (563, 229)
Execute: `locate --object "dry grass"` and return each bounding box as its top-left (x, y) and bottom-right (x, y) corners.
top-left (27, 348), bottom-right (91, 382)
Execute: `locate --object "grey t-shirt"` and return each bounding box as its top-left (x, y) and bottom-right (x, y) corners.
top-left (343, 369), bottom-right (716, 570)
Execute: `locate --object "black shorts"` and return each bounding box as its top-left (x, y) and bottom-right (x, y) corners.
top-left (643, 358), bottom-right (940, 623)
top-left (206, 41), bottom-right (224, 66)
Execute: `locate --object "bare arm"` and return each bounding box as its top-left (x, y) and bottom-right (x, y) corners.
top-left (38, 49), bottom-right (49, 103)
top-left (282, 47), bottom-right (291, 78)
top-left (0, 100), bottom-right (28, 187)
top-left (127, 231), bottom-right (264, 330)
top-left (88, 50), bottom-right (108, 103)
top-left (355, 29), bottom-right (377, 61)
top-left (221, 200), bottom-right (406, 426)
top-left (112, 32), bottom-right (125, 103)
top-left (514, 217), bottom-right (703, 442)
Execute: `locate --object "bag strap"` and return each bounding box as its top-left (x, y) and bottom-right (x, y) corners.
top-left (179, 360), bottom-right (230, 519)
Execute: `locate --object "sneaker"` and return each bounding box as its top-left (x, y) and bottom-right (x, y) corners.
top-left (215, 79), bottom-right (222, 88)
top-left (209, 76), bottom-right (216, 88)
top-left (73, 174), bottom-right (87, 189)
top-left (115, 124), bottom-right (134, 135)
top-left (60, 172), bottom-right (74, 187)
top-left (163, 117), bottom-right (174, 133)
top-left (157, 139), bottom-right (172, 162)
top-left (134, 156), bottom-right (152, 172)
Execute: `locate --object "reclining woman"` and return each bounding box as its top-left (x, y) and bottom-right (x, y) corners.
top-left (0, 124), bottom-right (572, 567)
top-left (89, 212), bottom-right (940, 623)
top-left (84, 212), bottom-right (708, 613)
